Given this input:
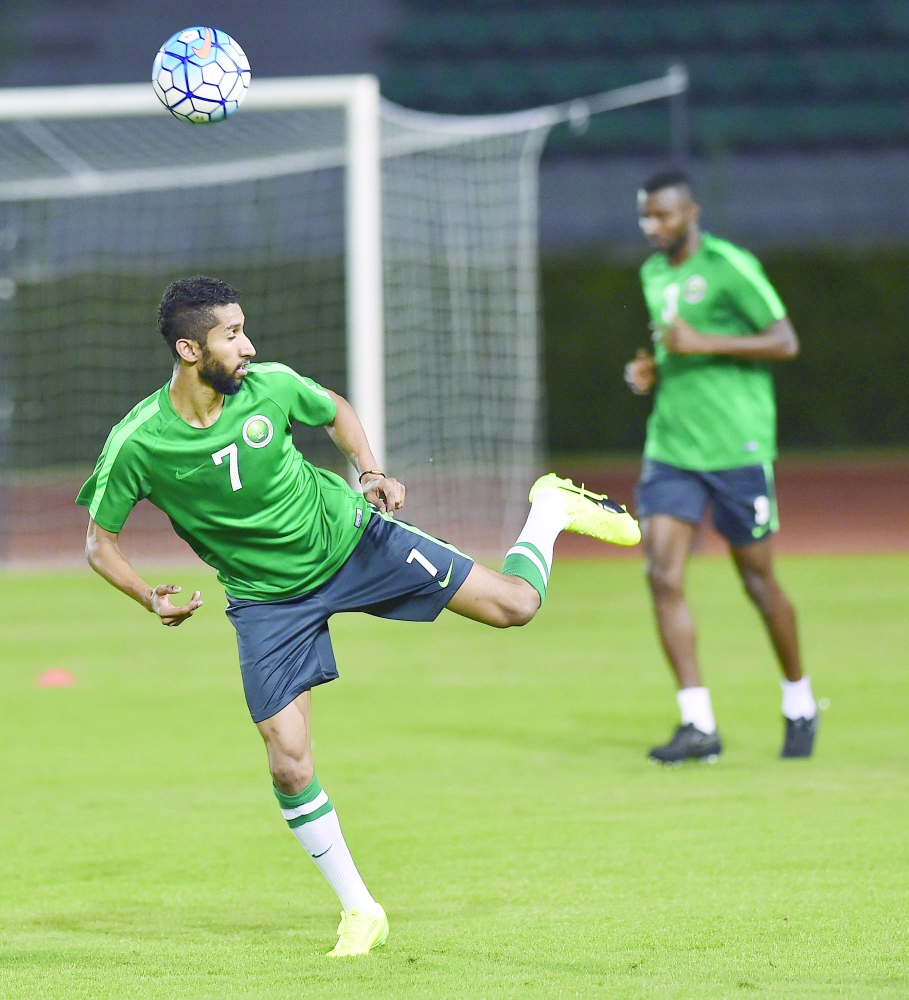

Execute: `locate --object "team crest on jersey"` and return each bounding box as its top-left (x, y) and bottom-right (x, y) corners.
top-left (683, 274), bottom-right (707, 304)
top-left (242, 415), bottom-right (274, 448)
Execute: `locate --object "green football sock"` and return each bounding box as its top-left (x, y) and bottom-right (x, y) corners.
top-left (273, 774), bottom-right (334, 829)
top-left (502, 541), bottom-right (549, 604)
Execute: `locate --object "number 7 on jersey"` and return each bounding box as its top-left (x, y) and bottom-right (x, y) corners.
top-left (212, 442), bottom-right (242, 491)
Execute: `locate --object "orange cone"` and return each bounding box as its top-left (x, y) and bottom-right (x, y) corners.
top-left (37, 668), bottom-right (76, 688)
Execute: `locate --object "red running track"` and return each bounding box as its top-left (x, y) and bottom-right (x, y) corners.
top-left (552, 456), bottom-right (909, 559)
top-left (2, 457), bottom-right (907, 566)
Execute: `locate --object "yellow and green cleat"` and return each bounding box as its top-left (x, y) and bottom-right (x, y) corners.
top-left (327, 905), bottom-right (389, 957)
top-left (529, 473), bottom-right (641, 546)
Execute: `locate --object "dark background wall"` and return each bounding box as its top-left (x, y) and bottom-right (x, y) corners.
top-left (0, 0), bottom-right (400, 85)
top-left (2, 0), bottom-right (907, 454)
top-left (543, 250), bottom-right (909, 454)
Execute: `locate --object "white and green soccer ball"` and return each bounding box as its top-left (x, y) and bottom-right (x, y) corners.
top-left (152, 27), bottom-right (251, 124)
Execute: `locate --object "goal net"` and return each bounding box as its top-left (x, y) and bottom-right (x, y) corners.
top-left (0, 71), bottom-right (684, 562)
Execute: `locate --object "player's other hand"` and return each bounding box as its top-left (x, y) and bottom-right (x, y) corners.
top-left (363, 475), bottom-right (405, 514)
top-left (624, 348), bottom-right (656, 395)
top-left (150, 583), bottom-right (203, 626)
top-left (663, 317), bottom-right (707, 355)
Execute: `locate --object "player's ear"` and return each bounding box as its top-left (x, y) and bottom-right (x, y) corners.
top-left (175, 338), bottom-right (202, 364)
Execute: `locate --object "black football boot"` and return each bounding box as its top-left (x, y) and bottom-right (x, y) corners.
top-left (648, 723), bottom-right (722, 765)
top-left (780, 715), bottom-right (818, 758)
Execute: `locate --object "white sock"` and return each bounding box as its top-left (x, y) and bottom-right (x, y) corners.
top-left (501, 489), bottom-right (570, 603)
top-left (781, 677), bottom-right (817, 720)
top-left (677, 686), bottom-right (716, 734)
top-left (275, 778), bottom-right (376, 912)
top-left (510, 488), bottom-right (570, 568)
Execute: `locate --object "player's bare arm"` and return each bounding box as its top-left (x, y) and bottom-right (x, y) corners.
top-left (624, 347), bottom-right (657, 395)
top-left (324, 388), bottom-right (405, 513)
top-left (85, 519), bottom-right (202, 627)
top-left (662, 315), bottom-right (799, 360)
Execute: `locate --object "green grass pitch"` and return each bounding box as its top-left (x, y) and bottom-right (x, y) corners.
top-left (1, 555), bottom-right (907, 999)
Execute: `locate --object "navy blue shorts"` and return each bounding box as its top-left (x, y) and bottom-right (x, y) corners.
top-left (224, 512), bottom-right (474, 723)
top-left (635, 459), bottom-right (779, 547)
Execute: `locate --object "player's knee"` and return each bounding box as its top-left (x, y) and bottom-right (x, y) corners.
top-left (742, 570), bottom-right (779, 613)
top-left (495, 578), bottom-right (539, 627)
top-left (646, 562), bottom-right (683, 600)
top-left (508, 589), bottom-right (539, 627)
top-left (269, 754), bottom-right (314, 795)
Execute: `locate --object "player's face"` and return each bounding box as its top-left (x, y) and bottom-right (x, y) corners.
top-left (198, 303), bottom-right (256, 396)
top-left (637, 185), bottom-right (699, 255)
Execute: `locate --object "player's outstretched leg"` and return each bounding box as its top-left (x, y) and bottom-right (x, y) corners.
top-left (257, 693), bottom-right (388, 957)
top-left (447, 474), bottom-right (640, 625)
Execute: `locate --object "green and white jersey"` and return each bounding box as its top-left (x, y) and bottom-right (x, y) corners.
top-left (76, 362), bottom-right (370, 602)
top-left (639, 232), bottom-right (787, 471)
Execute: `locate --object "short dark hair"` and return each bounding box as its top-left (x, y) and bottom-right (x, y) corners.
top-left (157, 276), bottom-right (240, 361)
top-left (640, 169), bottom-right (695, 198)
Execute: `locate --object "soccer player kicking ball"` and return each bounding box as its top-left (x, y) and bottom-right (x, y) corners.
top-left (625, 170), bottom-right (818, 765)
top-left (77, 277), bottom-right (640, 957)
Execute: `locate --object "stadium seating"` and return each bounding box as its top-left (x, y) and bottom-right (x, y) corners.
top-left (382, 1), bottom-right (909, 152)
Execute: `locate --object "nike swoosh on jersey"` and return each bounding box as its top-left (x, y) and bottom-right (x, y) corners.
top-left (192, 27), bottom-right (213, 59)
top-left (175, 462), bottom-right (209, 480)
top-left (438, 560), bottom-right (454, 589)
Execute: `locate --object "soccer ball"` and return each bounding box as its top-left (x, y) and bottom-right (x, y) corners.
top-left (152, 27), bottom-right (251, 124)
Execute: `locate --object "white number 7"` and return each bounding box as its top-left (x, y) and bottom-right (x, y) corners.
top-left (212, 442), bottom-right (242, 491)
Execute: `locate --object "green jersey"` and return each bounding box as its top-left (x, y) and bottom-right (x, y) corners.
top-left (76, 362), bottom-right (371, 602)
top-left (639, 232), bottom-right (787, 471)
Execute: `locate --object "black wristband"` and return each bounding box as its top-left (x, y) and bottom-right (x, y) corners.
top-left (358, 470), bottom-right (384, 484)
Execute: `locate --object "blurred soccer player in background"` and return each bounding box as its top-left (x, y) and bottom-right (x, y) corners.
top-left (77, 277), bottom-right (639, 957)
top-left (625, 170), bottom-right (818, 764)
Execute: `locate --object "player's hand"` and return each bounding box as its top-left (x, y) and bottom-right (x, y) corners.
top-left (150, 583), bottom-right (203, 627)
top-left (363, 475), bottom-right (405, 514)
top-left (624, 348), bottom-right (656, 395)
top-left (663, 317), bottom-right (708, 355)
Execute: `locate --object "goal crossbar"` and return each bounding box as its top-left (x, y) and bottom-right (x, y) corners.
top-left (0, 76), bottom-right (382, 120)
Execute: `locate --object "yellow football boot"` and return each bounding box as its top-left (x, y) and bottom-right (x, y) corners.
top-left (529, 473), bottom-right (641, 546)
top-left (327, 905), bottom-right (389, 957)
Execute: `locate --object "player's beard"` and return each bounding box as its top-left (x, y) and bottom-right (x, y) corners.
top-left (198, 347), bottom-right (245, 396)
top-left (650, 224), bottom-right (689, 257)
top-left (662, 228), bottom-right (689, 258)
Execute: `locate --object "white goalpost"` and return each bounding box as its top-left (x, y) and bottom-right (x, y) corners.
top-left (0, 68), bottom-right (686, 560)
top-left (0, 76), bottom-right (388, 470)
